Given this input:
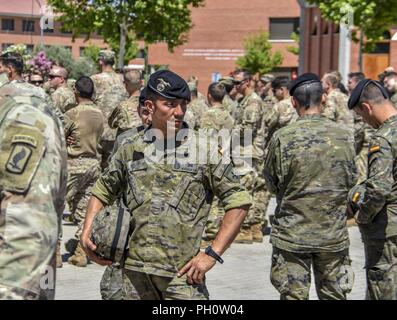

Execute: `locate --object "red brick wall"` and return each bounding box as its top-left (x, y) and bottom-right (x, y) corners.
top-left (148, 0), bottom-right (300, 93)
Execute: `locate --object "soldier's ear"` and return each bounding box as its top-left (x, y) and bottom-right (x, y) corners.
top-left (321, 93), bottom-right (327, 105)
top-left (145, 100), bottom-right (155, 114)
top-left (291, 97), bottom-right (298, 109)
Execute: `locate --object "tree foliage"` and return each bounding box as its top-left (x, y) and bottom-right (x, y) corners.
top-left (287, 32), bottom-right (300, 56)
top-left (236, 31), bottom-right (283, 75)
top-left (48, 0), bottom-right (205, 66)
top-left (308, 0), bottom-right (397, 47)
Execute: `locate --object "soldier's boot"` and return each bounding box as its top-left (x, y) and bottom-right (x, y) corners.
top-left (56, 240), bottom-right (63, 268)
top-left (346, 218), bottom-right (357, 228)
top-left (251, 223), bottom-right (263, 243)
top-left (68, 243), bottom-right (88, 267)
top-left (234, 227), bottom-right (253, 244)
top-left (64, 238), bottom-right (79, 255)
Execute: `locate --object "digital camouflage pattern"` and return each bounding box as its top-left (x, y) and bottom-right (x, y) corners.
top-left (91, 125), bottom-right (252, 278)
top-left (100, 264), bottom-right (134, 300)
top-left (222, 94), bottom-right (238, 118)
top-left (264, 114), bottom-right (356, 253)
top-left (91, 71), bottom-right (129, 142)
top-left (108, 95), bottom-right (141, 137)
top-left (51, 84), bottom-right (76, 113)
top-left (0, 85), bottom-right (67, 300)
top-left (270, 247), bottom-right (354, 300)
top-left (187, 97), bottom-right (209, 130)
top-left (348, 114), bottom-right (397, 239)
top-left (322, 88), bottom-right (354, 135)
top-left (263, 96), bottom-right (297, 147)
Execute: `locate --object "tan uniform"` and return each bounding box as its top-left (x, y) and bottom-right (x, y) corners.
top-left (108, 95), bottom-right (141, 137)
top-left (64, 101), bottom-right (104, 238)
top-left (51, 84), bottom-right (76, 113)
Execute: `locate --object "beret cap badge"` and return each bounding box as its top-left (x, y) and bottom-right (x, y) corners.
top-left (157, 78), bottom-right (171, 92)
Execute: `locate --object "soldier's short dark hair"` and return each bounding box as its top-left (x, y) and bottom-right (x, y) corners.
top-left (272, 76), bottom-right (290, 90)
top-left (292, 81), bottom-right (323, 109)
top-left (348, 72), bottom-right (365, 82)
top-left (222, 82), bottom-right (234, 94)
top-left (75, 76), bottom-right (94, 99)
top-left (358, 83), bottom-right (388, 106)
top-left (0, 52), bottom-right (24, 75)
top-left (208, 82), bottom-right (226, 103)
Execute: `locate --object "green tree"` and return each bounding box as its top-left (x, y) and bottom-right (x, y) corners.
top-left (2, 44), bottom-right (33, 73)
top-left (48, 0), bottom-right (205, 69)
top-left (236, 31), bottom-right (283, 75)
top-left (287, 32), bottom-right (300, 56)
top-left (308, 0), bottom-right (396, 46)
top-left (82, 44), bottom-right (102, 63)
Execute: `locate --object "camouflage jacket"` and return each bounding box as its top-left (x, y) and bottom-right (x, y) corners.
top-left (390, 92), bottom-right (397, 109)
top-left (51, 84), bottom-right (76, 113)
top-left (200, 103), bottom-right (234, 132)
top-left (349, 114), bottom-right (397, 240)
top-left (263, 96), bottom-right (297, 148)
top-left (264, 114), bottom-right (356, 252)
top-left (187, 97), bottom-right (209, 130)
top-left (222, 94), bottom-right (238, 118)
top-left (108, 95), bottom-right (141, 137)
top-left (0, 87), bottom-right (67, 300)
top-left (64, 101), bottom-right (104, 159)
top-left (235, 91), bottom-right (264, 160)
top-left (322, 89), bottom-right (354, 134)
top-left (91, 71), bottom-right (129, 141)
top-left (91, 126), bottom-right (252, 277)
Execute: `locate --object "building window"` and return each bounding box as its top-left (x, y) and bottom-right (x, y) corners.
top-left (136, 49), bottom-right (146, 59)
top-left (64, 46), bottom-right (72, 52)
top-left (79, 47), bottom-right (86, 56)
top-left (22, 20), bottom-right (35, 32)
top-left (269, 18), bottom-right (299, 40)
top-left (44, 27), bottom-right (54, 33)
top-left (1, 43), bottom-right (14, 51)
top-left (1, 18), bottom-right (14, 31)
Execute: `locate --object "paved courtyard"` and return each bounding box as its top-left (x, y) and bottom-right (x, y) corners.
top-left (56, 198), bottom-right (367, 300)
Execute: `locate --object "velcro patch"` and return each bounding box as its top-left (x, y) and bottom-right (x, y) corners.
top-left (6, 144), bottom-right (32, 174)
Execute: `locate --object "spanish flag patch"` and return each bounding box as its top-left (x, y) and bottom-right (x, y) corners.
top-left (369, 146), bottom-right (380, 153)
top-left (352, 192), bottom-right (360, 203)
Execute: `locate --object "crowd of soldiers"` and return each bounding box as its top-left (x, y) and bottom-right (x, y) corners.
top-left (1, 47), bottom-right (397, 300)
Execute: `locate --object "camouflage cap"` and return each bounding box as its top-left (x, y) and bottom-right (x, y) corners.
top-left (187, 81), bottom-right (197, 92)
top-left (219, 76), bottom-right (234, 86)
top-left (260, 74), bottom-right (275, 83)
top-left (98, 49), bottom-right (116, 61)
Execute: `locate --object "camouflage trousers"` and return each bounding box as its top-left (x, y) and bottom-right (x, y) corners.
top-left (242, 161), bottom-right (270, 228)
top-left (364, 236), bottom-right (397, 300)
top-left (270, 247), bottom-right (354, 300)
top-left (66, 157), bottom-right (100, 239)
top-left (355, 146), bottom-right (369, 184)
top-left (100, 265), bottom-right (132, 300)
top-left (122, 269), bottom-right (210, 300)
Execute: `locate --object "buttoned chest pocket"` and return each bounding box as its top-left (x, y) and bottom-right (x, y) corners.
top-left (167, 163), bottom-right (207, 223)
top-left (126, 159), bottom-right (147, 211)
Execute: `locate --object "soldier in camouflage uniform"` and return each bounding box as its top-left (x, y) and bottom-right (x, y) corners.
top-left (264, 74), bottom-right (356, 300)
top-left (29, 74), bottom-right (44, 87)
top-left (321, 72), bottom-right (354, 135)
top-left (232, 70), bottom-right (265, 243)
top-left (80, 70), bottom-right (251, 300)
top-left (100, 87), bottom-right (151, 300)
top-left (64, 76), bottom-right (104, 267)
top-left (48, 66), bottom-right (76, 114)
top-left (218, 76), bottom-right (239, 118)
top-left (186, 79), bottom-right (209, 130)
top-left (91, 50), bottom-right (129, 170)
top-left (200, 82), bottom-right (234, 247)
top-left (0, 52), bottom-right (67, 299)
top-left (383, 71), bottom-right (397, 108)
top-left (108, 69), bottom-right (143, 138)
top-left (348, 79), bottom-right (397, 300)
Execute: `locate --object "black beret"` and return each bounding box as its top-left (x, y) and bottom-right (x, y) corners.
top-left (348, 79), bottom-right (389, 109)
top-left (139, 86), bottom-right (147, 106)
top-left (289, 73), bottom-right (321, 96)
top-left (147, 70), bottom-right (191, 101)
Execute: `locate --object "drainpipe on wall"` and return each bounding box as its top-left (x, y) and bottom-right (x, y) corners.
top-left (338, 24), bottom-right (351, 85)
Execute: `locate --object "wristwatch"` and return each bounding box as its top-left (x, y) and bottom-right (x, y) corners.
top-left (205, 246), bottom-right (224, 264)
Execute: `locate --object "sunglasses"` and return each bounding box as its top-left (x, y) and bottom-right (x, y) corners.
top-left (48, 74), bottom-right (60, 79)
top-left (31, 81), bottom-right (43, 84)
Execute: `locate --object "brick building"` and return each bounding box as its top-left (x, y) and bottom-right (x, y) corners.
top-left (148, 0), bottom-right (300, 92)
top-left (0, 0), bottom-right (106, 59)
top-left (299, 1), bottom-right (397, 81)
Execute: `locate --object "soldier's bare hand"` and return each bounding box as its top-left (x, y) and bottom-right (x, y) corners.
top-left (67, 136), bottom-right (76, 146)
top-left (177, 252), bottom-right (216, 285)
top-left (80, 234), bottom-right (112, 266)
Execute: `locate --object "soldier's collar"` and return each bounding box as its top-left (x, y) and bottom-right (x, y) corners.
top-left (382, 114), bottom-right (397, 126)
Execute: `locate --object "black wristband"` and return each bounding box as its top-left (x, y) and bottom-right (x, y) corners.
top-left (205, 246), bottom-right (224, 264)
